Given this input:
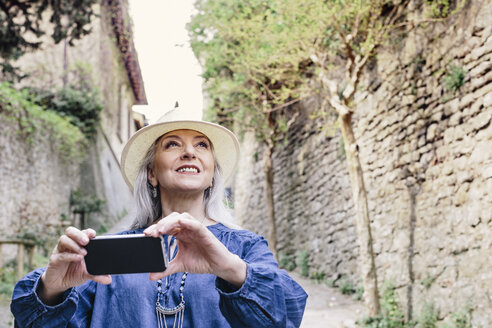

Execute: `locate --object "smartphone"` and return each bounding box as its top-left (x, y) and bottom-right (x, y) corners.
top-left (84, 234), bottom-right (168, 275)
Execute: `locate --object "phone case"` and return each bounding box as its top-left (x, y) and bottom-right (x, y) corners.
top-left (84, 234), bottom-right (167, 275)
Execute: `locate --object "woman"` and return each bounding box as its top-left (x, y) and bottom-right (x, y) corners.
top-left (11, 110), bottom-right (308, 327)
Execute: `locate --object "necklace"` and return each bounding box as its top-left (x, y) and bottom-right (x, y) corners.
top-left (156, 235), bottom-right (188, 328)
top-left (156, 272), bottom-right (188, 328)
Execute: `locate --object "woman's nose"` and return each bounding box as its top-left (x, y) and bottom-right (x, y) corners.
top-left (181, 143), bottom-right (196, 159)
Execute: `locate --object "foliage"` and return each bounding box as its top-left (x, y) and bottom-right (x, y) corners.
top-left (0, 82), bottom-right (86, 163)
top-left (295, 249), bottom-right (309, 277)
top-left (69, 189), bottom-right (105, 229)
top-left (357, 282), bottom-right (407, 328)
top-left (443, 65), bottom-right (466, 95)
top-left (0, 0), bottom-right (99, 81)
top-left (69, 189), bottom-right (105, 216)
top-left (189, 0), bottom-right (312, 143)
top-left (414, 303), bottom-right (439, 328)
top-left (25, 63), bottom-right (103, 139)
top-left (189, 0), bottom-right (416, 126)
top-left (278, 252), bottom-right (296, 271)
top-left (310, 271), bottom-right (326, 284)
top-left (340, 278), bottom-right (357, 295)
top-left (29, 85), bottom-right (103, 138)
top-left (420, 272), bottom-right (435, 289)
top-left (425, 0), bottom-right (451, 18)
top-left (0, 252), bottom-right (49, 299)
top-left (441, 305), bottom-right (474, 328)
top-left (0, 265), bottom-right (16, 298)
top-left (354, 283), bottom-right (365, 301)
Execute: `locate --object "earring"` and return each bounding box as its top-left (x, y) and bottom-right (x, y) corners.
top-left (152, 186), bottom-right (158, 198)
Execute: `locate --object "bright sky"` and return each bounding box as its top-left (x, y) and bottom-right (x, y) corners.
top-left (128, 0), bottom-right (204, 124)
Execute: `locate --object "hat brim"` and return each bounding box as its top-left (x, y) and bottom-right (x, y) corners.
top-left (121, 120), bottom-right (240, 191)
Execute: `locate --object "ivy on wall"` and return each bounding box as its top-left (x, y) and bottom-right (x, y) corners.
top-left (27, 86), bottom-right (103, 139)
top-left (0, 82), bottom-right (86, 163)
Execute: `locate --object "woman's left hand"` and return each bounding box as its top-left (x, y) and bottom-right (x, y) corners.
top-left (143, 212), bottom-right (247, 287)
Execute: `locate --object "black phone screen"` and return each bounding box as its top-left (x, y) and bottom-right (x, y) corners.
top-left (84, 234), bottom-right (167, 275)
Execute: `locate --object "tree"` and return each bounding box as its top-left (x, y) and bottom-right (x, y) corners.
top-left (0, 0), bottom-right (98, 80)
top-left (189, 0), bottom-right (306, 259)
top-left (189, 0), bottom-right (385, 312)
top-left (189, 0), bottom-right (463, 315)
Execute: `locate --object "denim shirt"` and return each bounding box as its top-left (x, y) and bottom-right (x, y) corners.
top-left (11, 224), bottom-right (308, 327)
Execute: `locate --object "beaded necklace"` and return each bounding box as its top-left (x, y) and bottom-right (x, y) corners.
top-left (155, 236), bottom-right (188, 328)
top-left (156, 272), bottom-right (188, 328)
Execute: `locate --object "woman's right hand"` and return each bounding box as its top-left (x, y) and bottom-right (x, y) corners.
top-left (38, 227), bottom-right (112, 305)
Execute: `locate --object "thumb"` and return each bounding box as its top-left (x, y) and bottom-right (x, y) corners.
top-left (149, 261), bottom-right (179, 281)
top-left (90, 274), bottom-right (112, 285)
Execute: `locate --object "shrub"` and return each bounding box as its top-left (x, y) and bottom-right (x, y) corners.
top-left (443, 65), bottom-right (466, 95)
top-left (27, 83), bottom-right (103, 139)
top-left (414, 303), bottom-right (439, 328)
top-left (0, 82), bottom-right (86, 163)
top-left (357, 282), bottom-right (407, 328)
top-left (296, 250), bottom-right (309, 277)
top-left (278, 252), bottom-right (296, 271)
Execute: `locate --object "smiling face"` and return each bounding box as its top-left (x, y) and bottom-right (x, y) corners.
top-left (148, 129), bottom-right (215, 198)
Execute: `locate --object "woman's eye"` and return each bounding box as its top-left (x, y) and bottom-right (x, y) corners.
top-left (164, 141), bottom-right (179, 148)
top-left (197, 141), bottom-right (209, 148)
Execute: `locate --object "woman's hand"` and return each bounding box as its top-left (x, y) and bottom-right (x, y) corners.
top-left (38, 227), bottom-right (112, 305)
top-left (144, 212), bottom-right (247, 287)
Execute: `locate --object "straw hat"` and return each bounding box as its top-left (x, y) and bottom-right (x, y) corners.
top-left (120, 108), bottom-right (240, 191)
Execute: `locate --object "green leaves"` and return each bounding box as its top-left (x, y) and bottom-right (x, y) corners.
top-left (189, 0), bottom-right (414, 142)
top-left (0, 82), bottom-right (86, 163)
top-left (443, 65), bottom-right (466, 95)
top-left (0, 0), bottom-right (98, 81)
top-left (69, 189), bottom-right (105, 215)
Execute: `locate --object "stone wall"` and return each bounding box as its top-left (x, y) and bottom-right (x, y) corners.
top-left (234, 0), bottom-right (492, 324)
top-left (12, 1), bottom-right (140, 228)
top-left (0, 119), bottom-right (80, 251)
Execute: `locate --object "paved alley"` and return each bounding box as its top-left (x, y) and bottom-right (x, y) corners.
top-left (291, 272), bottom-right (365, 328)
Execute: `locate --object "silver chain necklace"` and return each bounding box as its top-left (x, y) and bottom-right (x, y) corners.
top-left (156, 272), bottom-right (188, 328)
top-left (155, 218), bottom-right (208, 328)
top-left (156, 235), bottom-right (188, 328)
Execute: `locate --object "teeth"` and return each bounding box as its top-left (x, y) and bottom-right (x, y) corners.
top-left (178, 167), bottom-right (198, 173)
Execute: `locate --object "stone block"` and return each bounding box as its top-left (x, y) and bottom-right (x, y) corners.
top-left (482, 165), bottom-right (492, 179)
top-left (458, 251), bottom-right (485, 278)
top-left (484, 91), bottom-right (492, 108)
top-left (470, 43), bottom-right (489, 61)
top-left (444, 98), bottom-right (460, 117)
top-left (469, 60), bottom-right (491, 80)
top-left (453, 182), bottom-right (470, 206)
top-left (426, 124), bottom-right (439, 143)
top-left (470, 111), bottom-right (492, 131)
top-left (449, 111), bottom-right (462, 126)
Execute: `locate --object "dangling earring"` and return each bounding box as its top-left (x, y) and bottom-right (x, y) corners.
top-left (152, 186), bottom-right (158, 198)
top-left (204, 184), bottom-right (212, 199)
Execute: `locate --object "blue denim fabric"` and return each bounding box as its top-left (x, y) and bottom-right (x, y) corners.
top-left (11, 224), bottom-right (307, 327)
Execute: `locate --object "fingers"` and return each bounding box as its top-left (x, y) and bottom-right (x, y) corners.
top-left (90, 274), bottom-right (112, 285)
top-left (49, 252), bottom-right (85, 265)
top-left (149, 262), bottom-right (178, 281)
top-left (149, 272), bottom-right (167, 281)
top-left (143, 212), bottom-right (202, 237)
top-left (56, 235), bottom-right (87, 255)
top-left (65, 226), bottom-right (94, 246)
top-left (83, 228), bottom-right (97, 239)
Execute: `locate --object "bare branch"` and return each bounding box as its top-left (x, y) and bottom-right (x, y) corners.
top-left (265, 97), bottom-right (305, 113)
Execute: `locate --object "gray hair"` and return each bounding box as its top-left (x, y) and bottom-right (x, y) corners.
top-left (130, 140), bottom-right (237, 229)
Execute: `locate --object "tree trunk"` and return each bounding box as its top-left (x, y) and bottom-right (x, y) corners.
top-left (263, 141), bottom-right (277, 260)
top-left (339, 112), bottom-right (380, 316)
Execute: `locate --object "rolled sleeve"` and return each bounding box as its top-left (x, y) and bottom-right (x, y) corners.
top-left (11, 268), bottom-right (82, 327)
top-left (215, 235), bottom-right (307, 327)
